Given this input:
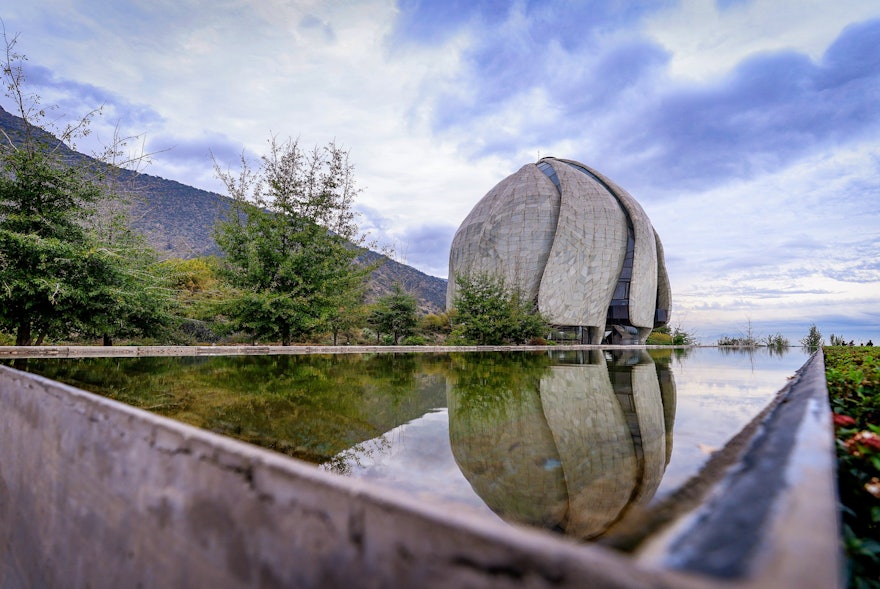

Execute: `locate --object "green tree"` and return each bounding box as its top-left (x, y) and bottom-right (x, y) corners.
top-left (369, 283), bottom-right (418, 345)
top-left (213, 136), bottom-right (376, 345)
top-left (0, 31), bottom-right (170, 345)
top-left (450, 273), bottom-right (549, 345)
top-left (801, 323), bottom-right (823, 349)
top-left (326, 273), bottom-right (368, 345)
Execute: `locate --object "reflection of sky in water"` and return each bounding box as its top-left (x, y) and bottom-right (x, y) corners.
top-left (659, 348), bottom-right (812, 498)
top-left (324, 347), bottom-right (812, 521)
top-left (323, 409), bottom-right (502, 522)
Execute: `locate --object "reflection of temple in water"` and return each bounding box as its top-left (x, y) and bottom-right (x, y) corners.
top-left (447, 350), bottom-right (676, 540)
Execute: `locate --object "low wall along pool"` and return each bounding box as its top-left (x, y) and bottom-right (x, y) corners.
top-left (0, 345), bottom-right (841, 588)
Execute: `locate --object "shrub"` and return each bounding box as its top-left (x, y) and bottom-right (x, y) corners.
top-left (449, 273), bottom-right (549, 345)
top-left (825, 346), bottom-right (880, 587)
top-left (647, 331), bottom-right (673, 345)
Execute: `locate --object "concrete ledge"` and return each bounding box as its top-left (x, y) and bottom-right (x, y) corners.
top-left (0, 344), bottom-right (679, 358)
top-left (0, 350), bottom-right (842, 588)
top-left (634, 349), bottom-right (844, 588)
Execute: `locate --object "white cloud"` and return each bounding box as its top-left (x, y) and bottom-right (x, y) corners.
top-left (654, 140), bottom-right (880, 341)
top-left (643, 0), bottom-right (880, 81)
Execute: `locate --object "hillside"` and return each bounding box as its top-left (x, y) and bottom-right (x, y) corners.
top-left (0, 105), bottom-right (448, 314)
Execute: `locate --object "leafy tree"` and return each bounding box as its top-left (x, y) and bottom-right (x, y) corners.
top-left (75, 230), bottom-right (172, 346)
top-left (801, 323), bottom-right (823, 349)
top-left (213, 136), bottom-right (376, 345)
top-left (326, 275), bottom-right (369, 345)
top-left (0, 30), bottom-right (170, 345)
top-left (369, 283), bottom-right (418, 345)
top-left (449, 273), bottom-right (549, 345)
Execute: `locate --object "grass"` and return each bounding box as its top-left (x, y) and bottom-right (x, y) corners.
top-left (825, 346), bottom-right (880, 588)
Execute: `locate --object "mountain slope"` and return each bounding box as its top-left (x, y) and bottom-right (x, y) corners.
top-left (0, 105), bottom-right (447, 314)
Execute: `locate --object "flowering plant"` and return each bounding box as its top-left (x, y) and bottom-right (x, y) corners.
top-left (826, 346), bottom-right (879, 587)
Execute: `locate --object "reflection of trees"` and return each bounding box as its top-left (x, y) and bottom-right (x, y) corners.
top-left (443, 352), bottom-right (553, 420)
top-left (15, 354), bottom-right (447, 463)
top-left (447, 350), bottom-right (676, 540)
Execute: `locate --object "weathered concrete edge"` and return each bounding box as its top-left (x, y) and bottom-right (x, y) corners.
top-left (635, 349), bottom-right (844, 588)
top-left (1, 363), bottom-right (674, 589)
top-left (0, 344), bottom-right (684, 358)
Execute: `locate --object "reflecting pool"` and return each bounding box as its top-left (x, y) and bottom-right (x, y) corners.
top-left (7, 346), bottom-right (810, 539)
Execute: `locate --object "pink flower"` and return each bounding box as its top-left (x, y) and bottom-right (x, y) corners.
top-left (845, 431), bottom-right (880, 456)
top-left (833, 413), bottom-right (856, 428)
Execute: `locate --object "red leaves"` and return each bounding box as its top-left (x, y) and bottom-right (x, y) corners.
top-left (834, 413), bottom-right (857, 428)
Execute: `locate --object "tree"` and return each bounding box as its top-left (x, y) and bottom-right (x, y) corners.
top-left (213, 136), bottom-right (376, 345)
top-left (801, 323), bottom-right (823, 349)
top-left (326, 273), bottom-right (369, 345)
top-left (450, 273), bottom-right (548, 345)
top-left (0, 30), bottom-right (170, 345)
top-left (369, 283), bottom-right (418, 345)
top-left (75, 213), bottom-right (173, 346)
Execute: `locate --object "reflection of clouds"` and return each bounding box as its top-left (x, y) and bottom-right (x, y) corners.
top-left (448, 350), bottom-right (676, 539)
top-left (320, 409), bottom-right (500, 520)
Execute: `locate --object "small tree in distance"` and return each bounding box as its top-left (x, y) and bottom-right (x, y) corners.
top-left (369, 283), bottom-right (418, 345)
top-left (801, 323), bottom-right (823, 349)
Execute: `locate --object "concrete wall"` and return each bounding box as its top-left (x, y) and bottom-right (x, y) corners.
top-left (0, 348), bottom-right (842, 588)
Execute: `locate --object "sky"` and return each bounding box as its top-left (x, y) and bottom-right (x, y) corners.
top-left (2, 0), bottom-right (879, 344)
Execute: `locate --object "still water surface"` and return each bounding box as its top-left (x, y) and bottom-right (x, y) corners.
top-left (9, 346), bottom-right (810, 539)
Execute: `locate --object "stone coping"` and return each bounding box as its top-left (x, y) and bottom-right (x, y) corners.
top-left (0, 343), bottom-right (688, 358)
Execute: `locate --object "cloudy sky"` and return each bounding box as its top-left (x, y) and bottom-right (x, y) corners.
top-left (3, 0), bottom-right (879, 343)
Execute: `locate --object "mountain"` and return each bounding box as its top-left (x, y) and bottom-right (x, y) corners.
top-left (0, 105), bottom-right (448, 314)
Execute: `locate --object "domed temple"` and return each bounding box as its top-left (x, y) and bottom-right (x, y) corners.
top-left (447, 157), bottom-right (671, 345)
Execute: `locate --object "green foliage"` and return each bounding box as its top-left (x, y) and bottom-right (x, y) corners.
top-left (649, 324), bottom-right (697, 346)
top-left (76, 210), bottom-right (173, 345)
top-left (449, 273), bottom-right (549, 345)
top-left (718, 319), bottom-right (761, 347)
top-left (646, 330), bottom-right (673, 345)
top-left (156, 256), bottom-right (237, 343)
top-left (0, 33), bottom-right (170, 345)
top-left (415, 311), bottom-right (452, 344)
top-left (369, 283), bottom-right (418, 345)
top-left (717, 334), bottom-right (757, 346)
top-left (213, 137), bottom-right (375, 345)
top-left (419, 312), bottom-right (451, 334)
top-left (826, 347), bottom-right (880, 587)
top-left (446, 351), bottom-right (552, 419)
top-left (764, 332), bottom-right (790, 349)
top-left (17, 353), bottom-right (443, 464)
top-left (801, 323), bottom-right (823, 349)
